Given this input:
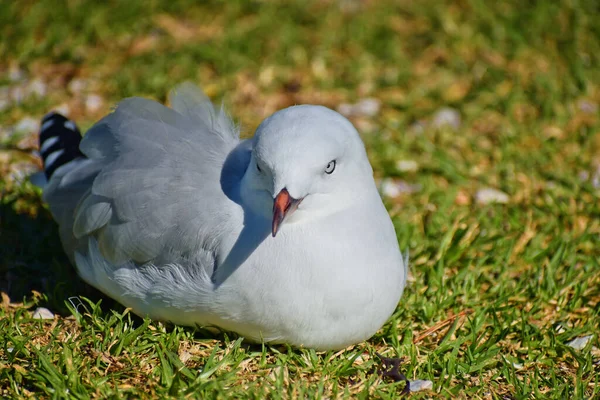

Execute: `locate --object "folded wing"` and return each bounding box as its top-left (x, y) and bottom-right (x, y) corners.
top-left (46, 84), bottom-right (240, 266)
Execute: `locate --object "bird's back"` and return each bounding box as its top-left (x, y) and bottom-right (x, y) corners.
top-left (43, 83), bottom-right (242, 271)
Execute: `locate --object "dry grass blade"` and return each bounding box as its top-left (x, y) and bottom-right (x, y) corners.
top-left (413, 309), bottom-right (473, 344)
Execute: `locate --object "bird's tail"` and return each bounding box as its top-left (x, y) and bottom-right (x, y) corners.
top-left (39, 112), bottom-right (85, 179)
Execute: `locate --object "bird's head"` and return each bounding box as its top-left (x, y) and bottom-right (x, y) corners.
top-left (240, 105), bottom-right (374, 237)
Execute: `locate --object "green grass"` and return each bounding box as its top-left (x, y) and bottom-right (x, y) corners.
top-left (1, 0), bottom-right (599, 398)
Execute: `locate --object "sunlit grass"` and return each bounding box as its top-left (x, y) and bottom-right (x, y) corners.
top-left (1, 0), bottom-right (599, 398)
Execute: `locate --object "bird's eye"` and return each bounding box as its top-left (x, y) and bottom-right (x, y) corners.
top-left (256, 163), bottom-right (262, 173)
top-left (325, 160), bottom-right (336, 174)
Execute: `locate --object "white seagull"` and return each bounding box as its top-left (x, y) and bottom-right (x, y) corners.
top-left (39, 83), bottom-right (407, 350)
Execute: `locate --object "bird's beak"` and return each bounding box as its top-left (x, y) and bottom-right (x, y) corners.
top-left (272, 188), bottom-right (302, 237)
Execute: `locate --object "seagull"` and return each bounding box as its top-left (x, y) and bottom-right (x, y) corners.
top-left (40, 83), bottom-right (407, 350)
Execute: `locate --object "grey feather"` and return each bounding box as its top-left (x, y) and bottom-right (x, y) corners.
top-left (45, 84), bottom-right (241, 266)
top-left (73, 195), bottom-right (112, 238)
top-left (169, 82), bottom-right (237, 143)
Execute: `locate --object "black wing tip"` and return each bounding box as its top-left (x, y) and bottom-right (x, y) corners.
top-left (39, 112), bottom-right (85, 179)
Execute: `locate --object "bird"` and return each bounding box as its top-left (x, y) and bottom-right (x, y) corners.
top-left (39, 83), bottom-right (407, 351)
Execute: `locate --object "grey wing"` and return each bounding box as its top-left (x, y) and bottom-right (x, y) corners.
top-left (45, 83), bottom-right (241, 266)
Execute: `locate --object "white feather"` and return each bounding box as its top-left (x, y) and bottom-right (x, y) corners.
top-left (64, 120), bottom-right (77, 131)
top-left (41, 119), bottom-right (55, 131)
top-left (44, 149), bottom-right (64, 170)
top-left (40, 136), bottom-right (59, 154)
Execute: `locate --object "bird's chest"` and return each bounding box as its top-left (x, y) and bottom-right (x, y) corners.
top-left (211, 212), bottom-right (404, 348)
top-left (229, 224), bottom-right (398, 323)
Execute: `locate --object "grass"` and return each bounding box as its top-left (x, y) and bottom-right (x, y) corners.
top-left (1, 0), bottom-right (599, 398)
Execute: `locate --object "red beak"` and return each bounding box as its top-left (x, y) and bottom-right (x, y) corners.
top-left (272, 188), bottom-right (301, 237)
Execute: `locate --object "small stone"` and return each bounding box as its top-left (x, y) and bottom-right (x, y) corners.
top-left (85, 94), bottom-right (104, 113)
top-left (54, 103), bottom-right (71, 117)
top-left (32, 307), bottom-right (54, 320)
top-left (475, 188), bottom-right (509, 204)
top-left (396, 160), bottom-right (418, 173)
top-left (353, 118), bottom-right (376, 133)
top-left (26, 78), bottom-right (47, 98)
top-left (567, 335), bottom-right (594, 350)
top-left (10, 85), bottom-right (26, 104)
top-left (9, 65), bottom-right (25, 82)
top-left (511, 361), bottom-right (524, 370)
top-left (592, 168), bottom-right (600, 189)
top-left (579, 170), bottom-right (590, 181)
top-left (578, 100), bottom-right (598, 114)
top-left (431, 107), bottom-right (461, 130)
top-left (337, 98), bottom-right (381, 118)
top-left (13, 117), bottom-right (38, 134)
top-left (409, 379), bottom-right (433, 392)
top-left (68, 78), bottom-right (87, 94)
top-left (354, 98), bottom-right (380, 117)
top-left (380, 178), bottom-right (422, 198)
top-left (337, 103), bottom-right (354, 116)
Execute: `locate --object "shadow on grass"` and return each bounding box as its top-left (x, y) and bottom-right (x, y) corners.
top-left (0, 191), bottom-right (229, 341)
top-left (0, 192), bottom-right (118, 315)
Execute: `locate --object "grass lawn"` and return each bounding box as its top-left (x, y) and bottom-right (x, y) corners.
top-left (1, 0), bottom-right (599, 398)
